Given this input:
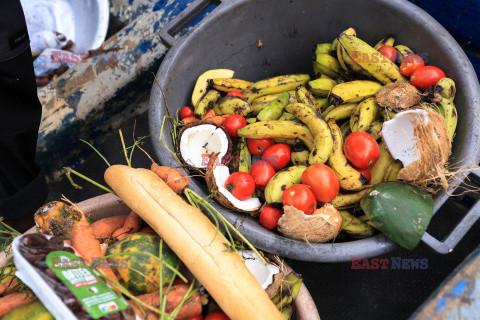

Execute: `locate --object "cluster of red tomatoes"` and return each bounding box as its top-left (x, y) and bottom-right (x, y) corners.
top-left (377, 45), bottom-right (446, 90)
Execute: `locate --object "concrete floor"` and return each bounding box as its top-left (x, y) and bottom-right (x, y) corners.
top-left (47, 110), bottom-right (480, 320)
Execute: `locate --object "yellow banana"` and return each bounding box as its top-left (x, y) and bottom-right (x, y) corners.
top-left (350, 97), bottom-right (381, 132)
top-left (306, 78), bottom-right (338, 97)
top-left (208, 78), bottom-right (253, 93)
top-left (327, 119), bottom-right (369, 191)
top-left (331, 38), bottom-right (339, 52)
top-left (437, 99), bottom-right (458, 138)
top-left (394, 45), bottom-right (414, 63)
top-left (315, 98), bottom-right (329, 112)
top-left (339, 34), bottom-right (407, 84)
top-left (435, 77), bottom-right (456, 101)
top-left (313, 43), bottom-right (333, 56)
top-left (285, 103), bottom-right (333, 164)
top-left (243, 74), bottom-right (310, 103)
top-left (370, 142), bottom-right (395, 185)
top-left (339, 210), bottom-right (375, 238)
top-left (328, 80), bottom-right (383, 106)
top-left (295, 85), bottom-right (319, 110)
top-left (365, 120), bottom-right (383, 140)
top-left (250, 90), bottom-right (296, 115)
top-left (338, 44), bottom-right (370, 76)
top-left (321, 105), bottom-right (336, 118)
top-left (264, 165), bottom-right (307, 205)
top-left (238, 138), bottom-right (251, 173)
top-left (340, 121), bottom-right (352, 140)
top-left (237, 121), bottom-right (314, 150)
top-left (374, 35), bottom-right (395, 50)
top-left (384, 161), bottom-right (403, 182)
top-left (324, 103), bottom-right (357, 121)
top-left (331, 190), bottom-right (367, 208)
top-left (313, 53), bottom-right (343, 79)
top-left (194, 90), bottom-right (221, 118)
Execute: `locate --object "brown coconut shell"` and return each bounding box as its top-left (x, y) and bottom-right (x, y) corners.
top-left (375, 82), bottom-right (422, 111)
top-left (205, 153), bottom-right (261, 216)
top-left (397, 107), bottom-right (452, 181)
top-left (277, 204), bottom-right (341, 243)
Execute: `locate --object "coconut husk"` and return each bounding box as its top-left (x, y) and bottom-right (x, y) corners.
top-left (265, 271), bottom-right (284, 299)
top-left (376, 82), bottom-right (422, 111)
top-left (277, 205), bottom-right (341, 243)
top-left (397, 108), bottom-right (452, 182)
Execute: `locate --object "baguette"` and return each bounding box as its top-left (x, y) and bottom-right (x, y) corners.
top-left (105, 165), bottom-right (282, 320)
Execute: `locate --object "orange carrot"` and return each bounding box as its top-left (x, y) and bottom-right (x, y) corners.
top-left (0, 292), bottom-right (36, 317)
top-left (70, 214), bottom-right (119, 284)
top-left (111, 211), bottom-right (142, 240)
top-left (201, 109), bottom-right (216, 121)
top-left (0, 278), bottom-right (19, 296)
top-left (150, 163), bottom-right (189, 194)
top-left (91, 215), bottom-right (128, 239)
top-left (208, 114), bottom-right (229, 126)
top-left (182, 116), bottom-right (199, 124)
top-left (132, 285), bottom-right (202, 320)
top-left (139, 227), bottom-right (156, 235)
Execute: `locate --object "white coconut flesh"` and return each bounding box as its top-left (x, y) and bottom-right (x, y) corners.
top-left (241, 250), bottom-right (280, 289)
top-left (179, 124), bottom-right (230, 168)
top-left (382, 109), bottom-right (430, 167)
top-left (213, 165), bottom-right (262, 211)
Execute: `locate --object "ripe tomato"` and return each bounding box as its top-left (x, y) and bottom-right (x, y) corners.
top-left (262, 144), bottom-right (291, 170)
top-left (410, 66), bottom-right (446, 91)
top-left (205, 311), bottom-right (230, 320)
top-left (282, 184), bottom-right (317, 215)
top-left (223, 114), bottom-right (247, 138)
top-left (227, 91), bottom-right (245, 99)
top-left (259, 204), bottom-right (283, 229)
top-left (179, 106), bottom-right (194, 119)
top-left (399, 54), bottom-right (425, 77)
top-left (247, 138), bottom-right (275, 156)
top-left (359, 168), bottom-right (371, 183)
top-left (224, 172), bottom-right (255, 200)
top-left (344, 132), bottom-right (380, 169)
top-left (250, 160), bottom-right (276, 190)
top-left (188, 314), bottom-right (204, 320)
top-left (378, 46), bottom-right (397, 62)
top-left (301, 164), bottom-right (339, 202)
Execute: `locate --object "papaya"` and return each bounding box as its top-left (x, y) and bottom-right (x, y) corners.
top-left (106, 233), bottom-right (179, 295)
top-left (34, 201), bottom-right (83, 239)
top-left (360, 182), bottom-right (433, 250)
top-left (2, 301), bottom-right (54, 320)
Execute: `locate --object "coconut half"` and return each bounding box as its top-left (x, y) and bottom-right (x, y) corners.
top-left (205, 154), bottom-right (262, 215)
top-left (382, 107), bottom-right (451, 182)
top-left (277, 204), bottom-right (342, 243)
top-left (177, 123), bottom-right (231, 169)
top-left (241, 250), bottom-right (283, 298)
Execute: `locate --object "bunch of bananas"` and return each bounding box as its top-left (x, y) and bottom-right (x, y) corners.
top-left (185, 26), bottom-right (458, 241)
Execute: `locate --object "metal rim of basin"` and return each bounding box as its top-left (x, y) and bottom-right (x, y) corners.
top-left (148, 0), bottom-right (480, 262)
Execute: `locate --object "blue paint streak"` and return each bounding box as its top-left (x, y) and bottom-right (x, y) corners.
top-left (436, 298), bottom-right (447, 314)
top-left (153, 21), bottom-right (160, 32)
top-left (67, 90), bottom-right (84, 107)
top-left (128, 0), bottom-right (133, 4)
top-left (138, 40), bottom-right (152, 53)
top-left (124, 21), bottom-right (137, 35)
top-left (153, 0), bottom-right (166, 12)
top-left (57, 78), bottom-right (67, 88)
top-left (450, 279), bottom-right (473, 297)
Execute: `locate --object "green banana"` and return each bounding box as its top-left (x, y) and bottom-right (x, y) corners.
top-left (281, 305), bottom-right (293, 320)
top-left (274, 138), bottom-right (297, 146)
top-left (271, 271), bottom-right (303, 309)
top-left (331, 190), bottom-right (367, 208)
top-left (324, 103), bottom-right (357, 121)
top-left (435, 77), bottom-right (456, 101)
top-left (291, 140), bottom-right (310, 165)
top-left (394, 45), bottom-right (414, 63)
top-left (328, 80), bottom-right (383, 106)
top-left (373, 35), bottom-right (395, 50)
top-left (437, 99), bottom-right (457, 138)
top-left (313, 53), bottom-right (343, 78)
top-left (278, 111), bottom-right (299, 122)
top-left (237, 121), bottom-right (314, 150)
top-left (370, 142), bottom-right (395, 185)
top-left (265, 165), bottom-right (307, 205)
top-left (257, 92), bottom-right (291, 121)
top-left (243, 74), bottom-right (310, 103)
top-left (208, 78), bottom-right (253, 93)
top-left (215, 96), bottom-right (252, 116)
top-left (246, 117), bottom-right (257, 124)
top-left (295, 85), bottom-right (319, 110)
top-left (306, 78), bottom-right (338, 97)
top-left (327, 119), bottom-right (369, 191)
top-left (313, 43), bottom-right (334, 56)
top-left (384, 161), bottom-right (403, 182)
top-left (350, 97), bottom-right (381, 132)
top-left (339, 210), bottom-right (375, 238)
top-left (315, 98), bottom-right (329, 112)
top-left (331, 38), bottom-right (339, 52)
top-left (365, 120), bottom-right (383, 140)
top-left (285, 103), bottom-right (334, 164)
top-left (250, 91), bottom-right (296, 115)
top-left (195, 90), bottom-right (221, 118)
top-left (339, 120), bottom-right (352, 140)
top-left (339, 34), bottom-right (407, 84)
top-left (238, 138), bottom-right (251, 173)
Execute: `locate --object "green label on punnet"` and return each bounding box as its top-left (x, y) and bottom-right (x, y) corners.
top-left (46, 251), bottom-right (128, 319)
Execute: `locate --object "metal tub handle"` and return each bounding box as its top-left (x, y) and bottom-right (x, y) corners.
top-left (422, 167), bottom-right (480, 253)
top-left (159, 0), bottom-right (223, 48)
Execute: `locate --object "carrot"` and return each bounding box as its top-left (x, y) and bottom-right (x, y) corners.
top-left (201, 109), bottom-right (216, 121)
top-left (91, 215), bottom-right (128, 239)
top-left (150, 163), bottom-right (189, 194)
top-left (139, 227), bottom-right (156, 235)
top-left (0, 278), bottom-right (19, 296)
top-left (132, 285), bottom-right (202, 320)
top-left (70, 214), bottom-right (119, 284)
top-left (208, 114), bottom-right (229, 126)
top-left (0, 292), bottom-right (36, 317)
top-left (182, 116), bottom-right (199, 124)
top-left (111, 211), bottom-right (142, 240)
